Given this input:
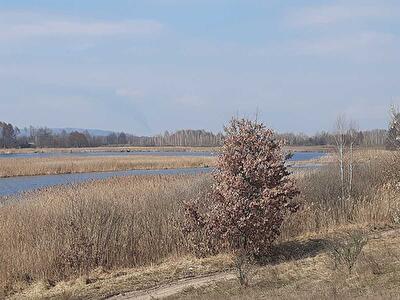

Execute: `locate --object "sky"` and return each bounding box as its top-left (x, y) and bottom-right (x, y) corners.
top-left (0, 0), bottom-right (399, 135)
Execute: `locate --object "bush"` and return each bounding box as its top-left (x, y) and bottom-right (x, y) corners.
top-left (327, 232), bottom-right (368, 274)
top-left (185, 118), bottom-right (299, 257)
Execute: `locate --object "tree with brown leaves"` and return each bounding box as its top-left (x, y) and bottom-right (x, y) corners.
top-left (185, 118), bottom-right (300, 259)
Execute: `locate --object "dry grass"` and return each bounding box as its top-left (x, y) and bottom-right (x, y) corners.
top-left (168, 229), bottom-right (400, 299)
top-left (8, 255), bottom-right (234, 300)
top-left (0, 145), bottom-right (331, 155)
top-left (8, 228), bottom-right (400, 299)
top-left (0, 155), bottom-right (215, 177)
top-left (0, 174), bottom-right (212, 298)
top-left (2, 149), bottom-right (400, 299)
top-left (0, 146), bottom-right (219, 155)
top-left (281, 149), bottom-right (400, 240)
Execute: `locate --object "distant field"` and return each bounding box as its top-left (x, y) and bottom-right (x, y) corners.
top-left (0, 155), bottom-right (215, 178)
top-left (0, 145), bottom-right (335, 155)
top-left (0, 146), bottom-right (220, 155)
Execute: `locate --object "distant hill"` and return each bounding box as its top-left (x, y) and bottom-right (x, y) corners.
top-left (51, 128), bottom-right (115, 137)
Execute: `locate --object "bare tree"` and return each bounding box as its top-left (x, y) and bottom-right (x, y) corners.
top-left (347, 120), bottom-right (359, 198)
top-left (334, 115), bottom-right (347, 202)
top-left (333, 115), bottom-right (359, 211)
top-left (386, 104), bottom-right (400, 150)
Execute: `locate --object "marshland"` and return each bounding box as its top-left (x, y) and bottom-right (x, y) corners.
top-left (2, 1), bottom-right (400, 299)
top-left (1, 117), bottom-right (400, 299)
top-left (0, 155), bottom-right (214, 178)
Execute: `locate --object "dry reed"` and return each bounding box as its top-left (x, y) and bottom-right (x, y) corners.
top-left (0, 174), bottom-right (211, 296)
top-left (0, 146), bottom-right (219, 155)
top-left (1, 149), bottom-right (399, 298)
top-left (0, 155), bottom-right (215, 177)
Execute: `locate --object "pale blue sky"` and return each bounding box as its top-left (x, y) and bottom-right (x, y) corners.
top-left (0, 0), bottom-right (399, 134)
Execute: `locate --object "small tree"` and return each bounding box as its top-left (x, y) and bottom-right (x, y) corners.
top-left (386, 105), bottom-right (400, 150)
top-left (185, 118), bottom-right (299, 262)
top-left (118, 132), bottom-right (128, 145)
top-left (69, 131), bottom-right (89, 148)
top-left (333, 115), bottom-right (359, 208)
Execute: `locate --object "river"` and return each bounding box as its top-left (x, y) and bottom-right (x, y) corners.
top-left (0, 151), bottom-right (325, 197)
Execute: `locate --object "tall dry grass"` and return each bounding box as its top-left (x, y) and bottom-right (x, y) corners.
top-left (1, 149), bottom-right (399, 297)
top-left (0, 155), bottom-right (215, 177)
top-left (281, 150), bottom-right (400, 239)
top-left (0, 175), bottom-right (211, 295)
top-left (0, 146), bottom-right (219, 155)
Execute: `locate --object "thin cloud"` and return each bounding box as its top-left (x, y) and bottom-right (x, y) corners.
top-left (293, 31), bottom-right (397, 56)
top-left (0, 11), bottom-right (165, 40)
top-left (115, 88), bottom-right (144, 99)
top-left (286, 2), bottom-right (398, 27)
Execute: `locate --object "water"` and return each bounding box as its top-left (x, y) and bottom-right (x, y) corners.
top-left (0, 167), bottom-right (212, 197)
top-left (288, 151), bottom-right (325, 162)
top-left (0, 151), bottom-right (214, 159)
top-left (0, 150), bottom-right (325, 160)
top-left (0, 151), bottom-right (325, 197)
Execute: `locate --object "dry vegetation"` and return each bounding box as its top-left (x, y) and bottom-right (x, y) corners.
top-left (0, 145), bottom-right (331, 155)
top-left (281, 149), bottom-right (400, 239)
top-left (0, 175), bottom-right (211, 298)
top-left (169, 229), bottom-right (400, 299)
top-left (0, 155), bottom-right (215, 177)
top-left (0, 146), bottom-right (219, 155)
top-left (1, 149), bottom-right (400, 299)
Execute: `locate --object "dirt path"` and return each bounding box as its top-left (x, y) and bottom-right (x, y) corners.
top-left (108, 271), bottom-right (236, 300)
top-left (107, 228), bottom-right (400, 300)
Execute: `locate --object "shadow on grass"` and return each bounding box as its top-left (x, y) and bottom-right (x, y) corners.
top-left (257, 238), bottom-right (329, 265)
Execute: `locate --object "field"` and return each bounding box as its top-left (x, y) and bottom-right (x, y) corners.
top-left (0, 146), bottom-right (331, 178)
top-left (0, 145), bottom-right (334, 155)
top-left (0, 155), bottom-right (215, 178)
top-left (1, 149), bottom-right (400, 299)
top-left (0, 174), bottom-right (209, 297)
top-left (0, 146), bottom-right (219, 155)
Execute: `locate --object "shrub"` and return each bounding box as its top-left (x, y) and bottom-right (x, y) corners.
top-left (327, 232), bottom-right (368, 275)
top-left (185, 118), bottom-right (300, 257)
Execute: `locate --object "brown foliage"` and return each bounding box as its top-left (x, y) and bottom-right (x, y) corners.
top-left (185, 118), bottom-right (299, 256)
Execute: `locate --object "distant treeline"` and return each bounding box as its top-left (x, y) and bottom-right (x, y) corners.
top-left (0, 121), bottom-right (388, 149)
top-left (278, 129), bottom-right (387, 148)
top-left (0, 123), bottom-right (224, 148)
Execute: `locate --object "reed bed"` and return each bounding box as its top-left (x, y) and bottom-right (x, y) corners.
top-left (0, 174), bottom-right (211, 295)
top-left (0, 155), bottom-right (215, 177)
top-left (0, 144), bottom-right (330, 155)
top-left (281, 149), bottom-right (400, 239)
top-left (1, 149), bottom-right (399, 297)
top-left (0, 146), bottom-right (219, 155)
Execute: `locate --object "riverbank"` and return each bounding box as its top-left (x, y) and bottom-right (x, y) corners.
top-left (0, 146), bottom-right (220, 155)
top-left (0, 150), bottom-right (327, 179)
top-left (0, 145), bottom-right (336, 155)
top-left (0, 155), bottom-right (215, 178)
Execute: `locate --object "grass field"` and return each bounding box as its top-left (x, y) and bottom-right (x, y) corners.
top-left (0, 174), bottom-right (210, 298)
top-left (0, 145), bottom-right (335, 155)
top-left (0, 146), bottom-right (220, 155)
top-left (0, 147), bottom-right (335, 178)
top-left (168, 228), bottom-right (400, 300)
top-left (0, 155), bottom-right (215, 177)
top-left (9, 227), bottom-right (400, 300)
top-left (1, 149), bottom-right (399, 299)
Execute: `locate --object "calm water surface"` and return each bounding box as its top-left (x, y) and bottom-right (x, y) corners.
top-left (0, 151), bottom-right (325, 197)
top-left (0, 151), bottom-right (214, 159)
